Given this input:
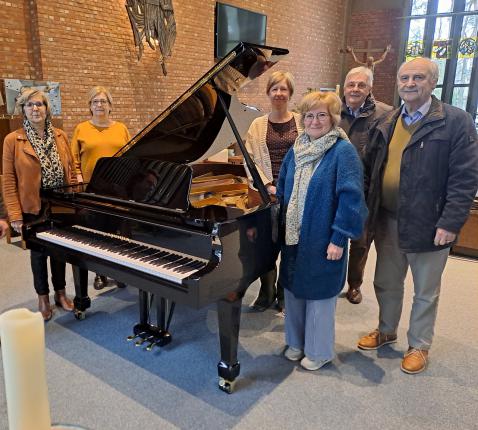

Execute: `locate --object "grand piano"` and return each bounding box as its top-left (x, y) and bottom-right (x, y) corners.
top-left (23, 43), bottom-right (288, 393)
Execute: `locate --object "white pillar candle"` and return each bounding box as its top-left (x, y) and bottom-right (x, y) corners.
top-left (0, 308), bottom-right (52, 430)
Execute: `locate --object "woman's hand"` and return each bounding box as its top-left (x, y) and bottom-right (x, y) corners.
top-left (266, 184), bottom-right (276, 195)
top-left (0, 220), bottom-right (9, 238)
top-left (326, 243), bottom-right (343, 260)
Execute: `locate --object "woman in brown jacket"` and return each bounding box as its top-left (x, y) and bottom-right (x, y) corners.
top-left (0, 192), bottom-right (8, 238)
top-left (2, 88), bottom-right (76, 321)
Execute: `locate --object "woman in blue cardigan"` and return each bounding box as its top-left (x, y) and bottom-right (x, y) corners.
top-left (277, 91), bottom-right (367, 370)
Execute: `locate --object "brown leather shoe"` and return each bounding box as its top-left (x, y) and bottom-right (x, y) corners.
top-left (401, 348), bottom-right (428, 374)
top-left (38, 294), bottom-right (53, 321)
top-left (346, 287), bottom-right (362, 304)
top-left (358, 329), bottom-right (397, 350)
top-left (54, 289), bottom-right (74, 312)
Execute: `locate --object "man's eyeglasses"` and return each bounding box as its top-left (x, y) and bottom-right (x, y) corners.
top-left (25, 101), bottom-right (45, 109)
top-left (91, 99), bottom-right (109, 105)
top-left (304, 112), bottom-right (330, 121)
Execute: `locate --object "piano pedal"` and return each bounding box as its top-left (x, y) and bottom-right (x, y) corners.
top-left (127, 331), bottom-right (146, 341)
top-left (145, 342), bottom-right (158, 352)
top-left (136, 335), bottom-right (155, 347)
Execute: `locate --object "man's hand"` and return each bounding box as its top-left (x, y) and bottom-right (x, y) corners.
top-left (326, 243), bottom-right (343, 260)
top-left (434, 228), bottom-right (456, 246)
top-left (0, 220), bottom-right (8, 239)
top-left (10, 220), bottom-right (23, 234)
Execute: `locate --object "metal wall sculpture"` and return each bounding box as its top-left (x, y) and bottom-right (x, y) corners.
top-left (125, 0), bottom-right (177, 75)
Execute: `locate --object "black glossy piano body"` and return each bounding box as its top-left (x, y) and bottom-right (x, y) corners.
top-left (24, 42), bottom-right (288, 393)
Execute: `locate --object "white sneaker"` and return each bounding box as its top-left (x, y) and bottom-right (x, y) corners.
top-left (300, 356), bottom-right (332, 371)
top-left (284, 346), bottom-right (304, 361)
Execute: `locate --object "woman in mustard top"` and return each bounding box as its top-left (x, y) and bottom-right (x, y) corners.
top-left (71, 86), bottom-right (131, 289)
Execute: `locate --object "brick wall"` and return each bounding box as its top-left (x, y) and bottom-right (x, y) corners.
top-left (0, 0), bottom-right (347, 138)
top-left (345, 6), bottom-right (404, 106)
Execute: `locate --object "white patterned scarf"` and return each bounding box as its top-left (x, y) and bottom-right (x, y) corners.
top-left (24, 118), bottom-right (65, 188)
top-left (285, 127), bottom-right (350, 245)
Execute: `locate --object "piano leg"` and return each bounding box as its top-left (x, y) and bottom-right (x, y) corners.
top-left (217, 297), bottom-right (242, 394)
top-left (72, 266), bottom-right (91, 320)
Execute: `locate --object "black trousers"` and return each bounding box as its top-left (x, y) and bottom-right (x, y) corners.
top-left (255, 262), bottom-right (284, 307)
top-left (24, 213), bottom-right (66, 295)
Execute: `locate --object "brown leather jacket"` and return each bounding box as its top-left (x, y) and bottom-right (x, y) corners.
top-left (2, 127), bottom-right (77, 221)
top-left (0, 191), bottom-right (6, 220)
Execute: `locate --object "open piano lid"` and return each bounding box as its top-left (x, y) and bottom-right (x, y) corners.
top-left (77, 43), bottom-right (288, 213)
top-left (115, 42), bottom-right (289, 163)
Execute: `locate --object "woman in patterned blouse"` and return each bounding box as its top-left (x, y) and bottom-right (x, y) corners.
top-left (245, 71), bottom-right (303, 314)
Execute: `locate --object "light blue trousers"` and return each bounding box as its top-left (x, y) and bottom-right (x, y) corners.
top-left (284, 288), bottom-right (337, 361)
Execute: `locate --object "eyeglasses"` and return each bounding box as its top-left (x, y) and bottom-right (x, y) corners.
top-left (91, 99), bottom-right (109, 105)
top-left (304, 112), bottom-right (330, 121)
top-left (25, 101), bottom-right (45, 109)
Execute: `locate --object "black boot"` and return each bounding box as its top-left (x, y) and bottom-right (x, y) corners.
top-left (250, 268), bottom-right (277, 311)
top-left (93, 274), bottom-right (108, 290)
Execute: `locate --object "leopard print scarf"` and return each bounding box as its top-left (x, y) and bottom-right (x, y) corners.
top-left (23, 118), bottom-right (65, 188)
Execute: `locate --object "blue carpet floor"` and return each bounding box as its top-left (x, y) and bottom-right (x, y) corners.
top-left (1, 242), bottom-right (478, 429)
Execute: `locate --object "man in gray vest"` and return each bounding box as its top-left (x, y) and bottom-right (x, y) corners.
top-left (340, 66), bottom-right (392, 304)
top-left (358, 57), bottom-right (478, 374)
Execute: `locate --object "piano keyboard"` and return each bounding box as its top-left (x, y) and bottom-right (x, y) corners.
top-left (36, 225), bottom-right (208, 284)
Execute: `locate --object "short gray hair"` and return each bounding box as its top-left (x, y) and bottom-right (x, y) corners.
top-left (397, 57), bottom-right (439, 84)
top-left (345, 66), bottom-right (373, 87)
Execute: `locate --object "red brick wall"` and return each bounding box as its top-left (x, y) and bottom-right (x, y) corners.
top-left (0, 0), bottom-right (347, 138)
top-left (345, 7), bottom-right (404, 107)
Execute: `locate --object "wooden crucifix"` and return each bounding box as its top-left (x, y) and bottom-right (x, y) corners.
top-left (340, 41), bottom-right (392, 73)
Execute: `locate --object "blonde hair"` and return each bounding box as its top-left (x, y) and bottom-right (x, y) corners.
top-left (298, 91), bottom-right (342, 128)
top-left (266, 71), bottom-right (295, 97)
top-left (87, 86), bottom-right (113, 115)
top-left (15, 88), bottom-right (52, 119)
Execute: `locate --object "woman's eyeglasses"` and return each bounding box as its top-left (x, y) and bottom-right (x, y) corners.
top-left (91, 99), bottom-right (109, 105)
top-left (25, 101), bottom-right (45, 109)
top-left (304, 112), bottom-right (329, 121)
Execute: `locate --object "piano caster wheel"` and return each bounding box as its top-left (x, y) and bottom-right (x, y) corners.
top-left (218, 377), bottom-right (236, 394)
top-left (74, 310), bottom-right (86, 320)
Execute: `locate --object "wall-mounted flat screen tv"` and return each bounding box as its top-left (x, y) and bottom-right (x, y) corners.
top-left (215, 2), bottom-right (267, 59)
